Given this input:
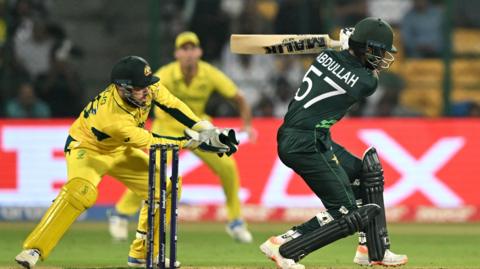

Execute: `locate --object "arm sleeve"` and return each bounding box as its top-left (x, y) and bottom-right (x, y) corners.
top-left (209, 65), bottom-right (238, 99)
top-left (151, 83), bottom-right (201, 128)
top-left (104, 122), bottom-right (187, 149)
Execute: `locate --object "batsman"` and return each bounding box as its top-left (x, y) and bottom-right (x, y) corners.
top-left (14, 55), bottom-right (237, 268)
top-left (259, 17), bottom-right (408, 269)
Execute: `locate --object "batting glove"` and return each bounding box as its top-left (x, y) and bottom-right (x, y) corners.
top-left (339, 27), bottom-right (355, 50)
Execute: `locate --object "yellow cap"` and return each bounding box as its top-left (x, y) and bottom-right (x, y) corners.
top-left (175, 31), bottom-right (200, 48)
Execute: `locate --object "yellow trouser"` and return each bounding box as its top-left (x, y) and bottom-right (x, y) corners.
top-left (116, 118), bottom-right (242, 221)
top-left (23, 146), bottom-right (175, 260)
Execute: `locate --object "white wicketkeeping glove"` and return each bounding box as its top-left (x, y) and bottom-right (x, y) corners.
top-left (183, 120), bottom-right (230, 153)
top-left (184, 128), bottom-right (230, 153)
top-left (339, 27), bottom-right (355, 50)
top-left (191, 120), bottom-right (216, 142)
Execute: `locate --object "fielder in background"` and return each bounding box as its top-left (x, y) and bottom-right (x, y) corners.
top-left (259, 18), bottom-right (408, 269)
top-left (14, 55), bottom-right (236, 269)
top-left (109, 31), bottom-right (254, 243)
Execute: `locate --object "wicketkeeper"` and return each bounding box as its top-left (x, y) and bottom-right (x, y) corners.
top-left (109, 31), bottom-right (254, 246)
top-left (260, 17), bottom-right (408, 269)
top-left (14, 55), bottom-right (237, 268)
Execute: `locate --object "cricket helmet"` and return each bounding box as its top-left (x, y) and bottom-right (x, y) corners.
top-left (110, 56), bottom-right (159, 107)
top-left (349, 17), bottom-right (396, 70)
top-left (110, 56), bottom-right (159, 89)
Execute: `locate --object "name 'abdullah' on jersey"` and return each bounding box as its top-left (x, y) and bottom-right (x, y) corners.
top-left (283, 49), bottom-right (378, 131)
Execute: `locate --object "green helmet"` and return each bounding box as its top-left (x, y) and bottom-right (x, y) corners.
top-left (349, 17), bottom-right (396, 70)
top-left (350, 17), bottom-right (396, 53)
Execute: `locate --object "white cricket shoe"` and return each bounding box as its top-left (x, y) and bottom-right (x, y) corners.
top-left (127, 256), bottom-right (181, 268)
top-left (226, 219), bottom-right (253, 243)
top-left (15, 249), bottom-right (40, 269)
top-left (260, 237), bottom-right (305, 269)
top-left (353, 245), bottom-right (408, 266)
top-left (108, 213), bottom-right (129, 241)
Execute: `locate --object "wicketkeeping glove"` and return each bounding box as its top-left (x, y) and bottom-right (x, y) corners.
top-left (217, 128), bottom-right (239, 157)
top-left (183, 127), bottom-right (239, 156)
top-left (183, 127), bottom-right (229, 153)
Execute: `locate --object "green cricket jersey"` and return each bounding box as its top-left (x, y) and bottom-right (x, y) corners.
top-left (283, 49), bottom-right (378, 130)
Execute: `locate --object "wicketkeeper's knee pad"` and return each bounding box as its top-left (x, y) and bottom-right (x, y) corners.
top-left (61, 177), bottom-right (98, 209)
top-left (23, 177), bottom-right (98, 259)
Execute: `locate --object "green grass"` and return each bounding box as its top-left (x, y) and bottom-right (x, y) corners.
top-left (1, 222), bottom-right (479, 268)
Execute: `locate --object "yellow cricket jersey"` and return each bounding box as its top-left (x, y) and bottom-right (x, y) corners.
top-left (68, 82), bottom-right (201, 153)
top-left (153, 61), bottom-right (237, 135)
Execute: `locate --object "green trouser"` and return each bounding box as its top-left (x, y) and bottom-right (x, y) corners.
top-left (277, 127), bottom-right (362, 231)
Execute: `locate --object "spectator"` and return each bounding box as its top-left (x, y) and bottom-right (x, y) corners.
top-left (4, 81), bottom-right (50, 118)
top-left (401, 0), bottom-right (444, 58)
top-left (13, 17), bottom-right (54, 79)
top-left (8, 0), bottom-right (48, 36)
top-left (220, 49), bottom-right (275, 110)
top-left (218, 0), bottom-right (278, 114)
top-left (35, 41), bottom-right (83, 118)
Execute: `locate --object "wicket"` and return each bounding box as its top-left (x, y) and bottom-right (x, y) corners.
top-left (147, 144), bottom-right (179, 269)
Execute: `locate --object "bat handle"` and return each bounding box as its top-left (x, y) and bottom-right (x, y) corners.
top-left (329, 39), bottom-right (343, 49)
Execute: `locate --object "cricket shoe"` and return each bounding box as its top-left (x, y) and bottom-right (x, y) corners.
top-left (260, 237), bottom-right (305, 269)
top-left (127, 256), bottom-right (181, 268)
top-left (226, 219), bottom-right (253, 243)
top-left (15, 249), bottom-right (40, 269)
top-left (108, 210), bottom-right (129, 241)
top-left (353, 245), bottom-right (408, 266)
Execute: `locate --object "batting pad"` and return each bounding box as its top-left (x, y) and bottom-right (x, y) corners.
top-left (361, 147), bottom-right (390, 262)
top-left (279, 204), bottom-right (381, 262)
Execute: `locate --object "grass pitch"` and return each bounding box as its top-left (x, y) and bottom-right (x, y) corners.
top-left (0, 222), bottom-right (479, 268)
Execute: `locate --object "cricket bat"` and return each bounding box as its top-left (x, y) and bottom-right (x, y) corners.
top-left (230, 34), bottom-right (343, 55)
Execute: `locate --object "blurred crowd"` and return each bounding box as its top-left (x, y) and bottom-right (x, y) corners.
top-left (0, 0), bottom-right (85, 118)
top-left (1, 0), bottom-right (479, 118)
